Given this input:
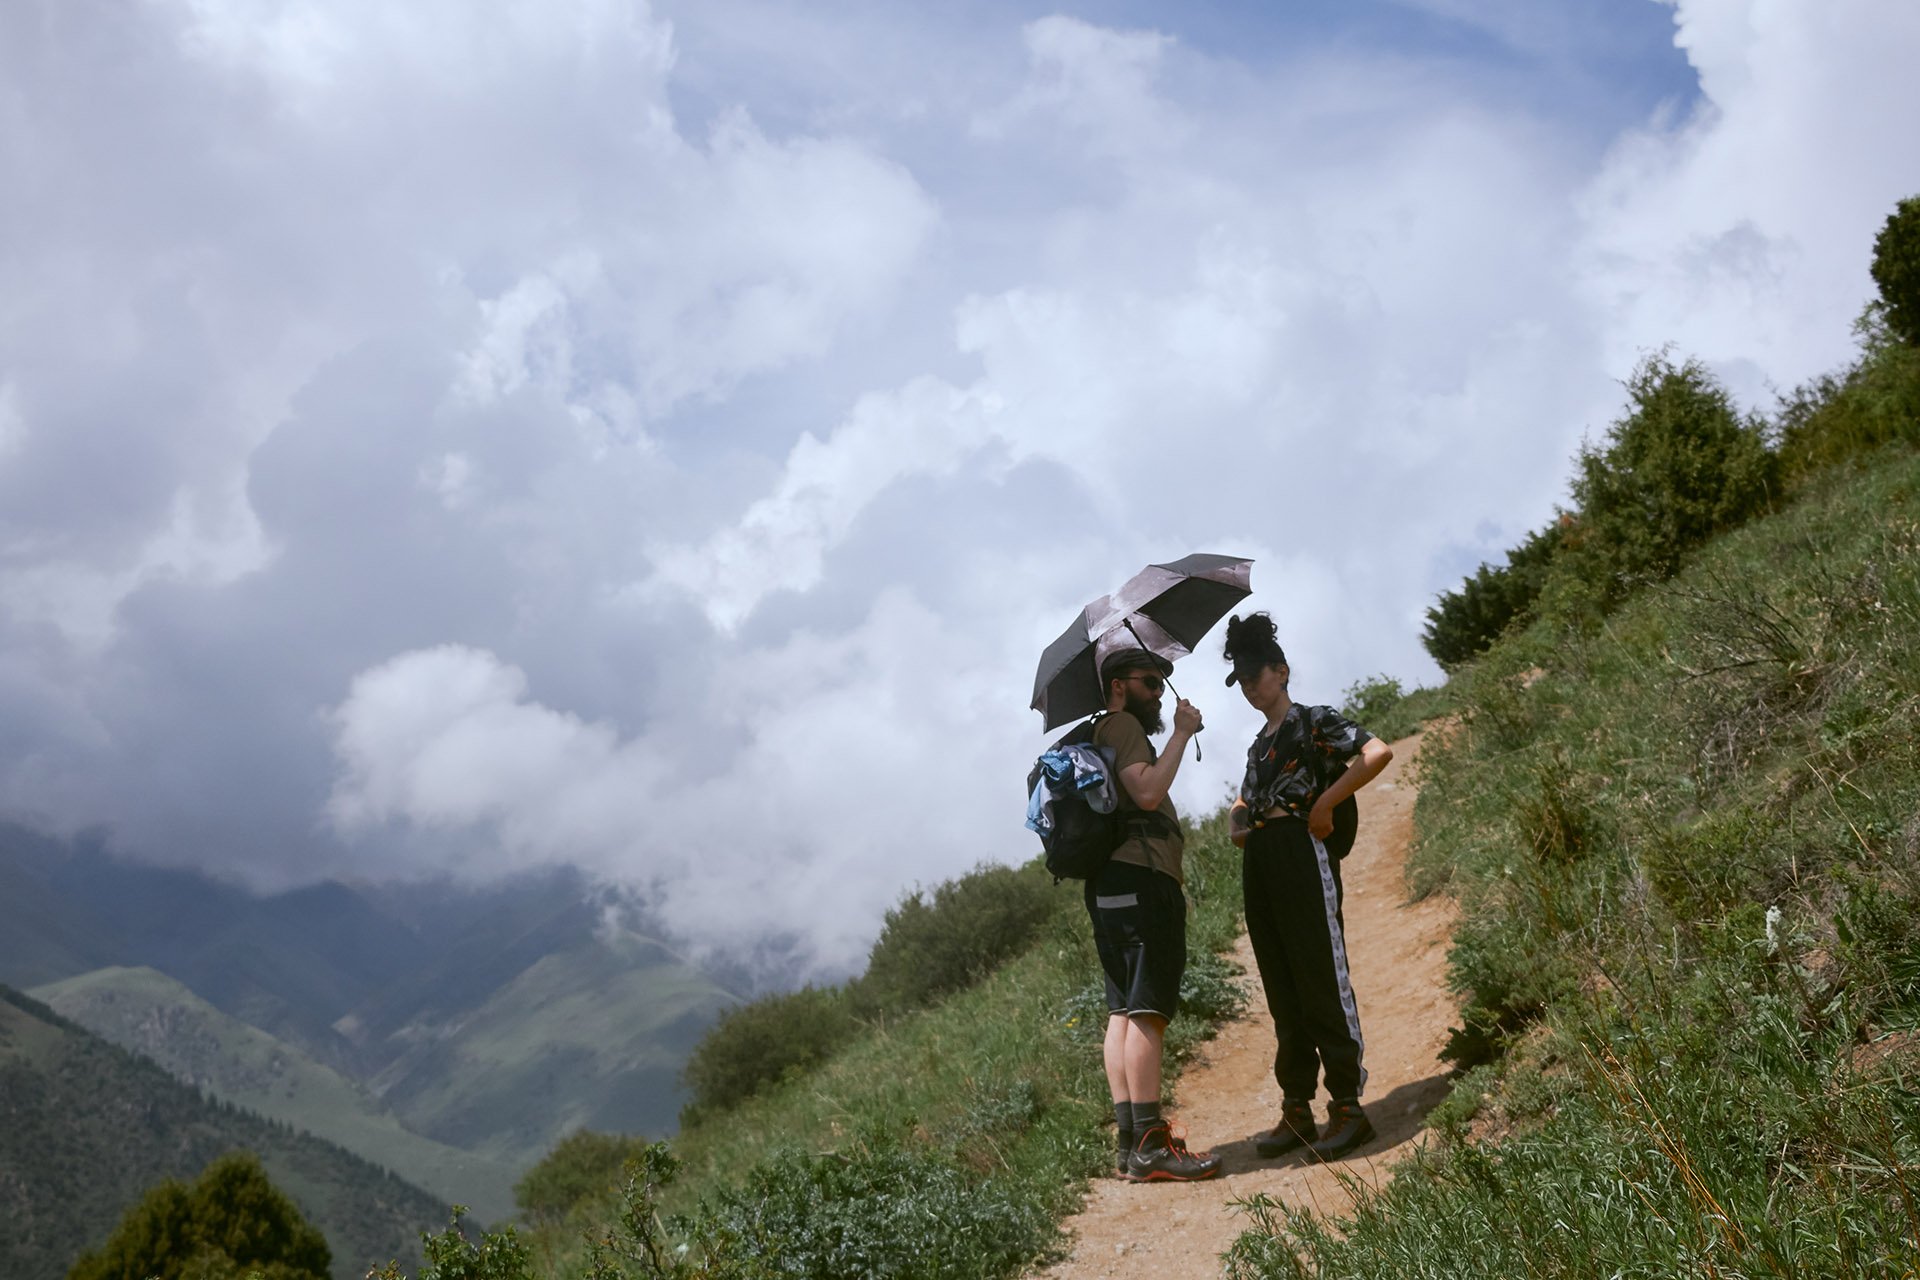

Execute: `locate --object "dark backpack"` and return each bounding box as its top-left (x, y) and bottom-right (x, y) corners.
top-left (1027, 716), bottom-right (1127, 882)
top-left (1302, 705), bottom-right (1360, 861)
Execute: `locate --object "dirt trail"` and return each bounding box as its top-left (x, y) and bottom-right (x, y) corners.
top-left (1033, 733), bottom-right (1456, 1279)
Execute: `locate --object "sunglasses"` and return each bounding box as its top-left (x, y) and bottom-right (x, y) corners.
top-left (1124, 672), bottom-right (1166, 694)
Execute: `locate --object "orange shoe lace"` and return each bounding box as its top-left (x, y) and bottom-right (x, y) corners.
top-left (1163, 1123), bottom-right (1213, 1159)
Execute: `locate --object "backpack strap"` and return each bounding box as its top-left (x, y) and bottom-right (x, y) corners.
top-left (1298, 702), bottom-right (1323, 796)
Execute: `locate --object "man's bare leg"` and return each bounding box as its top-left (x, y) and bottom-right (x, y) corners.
top-left (1122, 1012), bottom-right (1166, 1102)
top-left (1103, 1013), bottom-right (1133, 1101)
top-left (1104, 1013), bottom-right (1134, 1173)
top-left (1120, 1012), bottom-right (1222, 1180)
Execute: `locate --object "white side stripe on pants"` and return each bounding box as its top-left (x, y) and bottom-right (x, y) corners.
top-left (1311, 834), bottom-right (1367, 1098)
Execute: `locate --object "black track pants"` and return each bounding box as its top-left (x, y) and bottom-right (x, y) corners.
top-left (1243, 818), bottom-right (1367, 1102)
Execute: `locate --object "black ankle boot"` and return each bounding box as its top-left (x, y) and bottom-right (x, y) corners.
top-left (1254, 1101), bottom-right (1317, 1157)
top-left (1308, 1100), bottom-right (1374, 1160)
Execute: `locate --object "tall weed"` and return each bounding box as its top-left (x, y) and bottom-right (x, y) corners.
top-left (1233, 448), bottom-right (1920, 1277)
top-left (498, 814), bottom-right (1250, 1280)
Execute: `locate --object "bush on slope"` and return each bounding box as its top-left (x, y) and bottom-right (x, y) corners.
top-left (1228, 448), bottom-right (1920, 1279)
top-left (466, 818), bottom-right (1245, 1280)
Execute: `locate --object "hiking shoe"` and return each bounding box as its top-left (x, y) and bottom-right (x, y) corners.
top-left (1115, 1139), bottom-right (1133, 1178)
top-left (1307, 1101), bottom-right (1375, 1160)
top-left (1127, 1124), bottom-right (1223, 1182)
top-left (1254, 1102), bottom-right (1317, 1158)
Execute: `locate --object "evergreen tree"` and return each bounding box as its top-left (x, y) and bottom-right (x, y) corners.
top-left (1566, 353), bottom-right (1775, 591)
top-left (69, 1152), bottom-right (330, 1280)
top-left (1871, 195), bottom-right (1920, 347)
top-left (1421, 520), bottom-right (1566, 668)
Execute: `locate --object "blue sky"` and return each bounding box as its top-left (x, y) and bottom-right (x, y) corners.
top-left (2, 0), bottom-right (1915, 977)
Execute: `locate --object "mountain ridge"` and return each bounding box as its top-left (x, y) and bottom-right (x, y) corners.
top-left (30, 965), bottom-right (522, 1223)
top-left (0, 831), bottom-right (738, 1172)
top-left (0, 984), bottom-right (451, 1280)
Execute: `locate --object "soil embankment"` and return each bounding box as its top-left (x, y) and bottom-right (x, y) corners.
top-left (1034, 733), bottom-right (1456, 1278)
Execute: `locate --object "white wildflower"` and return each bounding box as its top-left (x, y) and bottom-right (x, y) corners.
top-left (1764, 904), bottom-right (1783, 956)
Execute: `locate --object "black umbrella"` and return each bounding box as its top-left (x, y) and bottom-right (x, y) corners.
top-left (1031, 554), bottom-right (1254, 743)
top-left (1095, 553), bottom-right (1256, 653)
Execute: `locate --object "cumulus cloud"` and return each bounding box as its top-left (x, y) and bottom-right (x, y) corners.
top-left (647, 376), bottom-right (1001, 631)
top-left (326, 593), bottom-right (1041, 974)
top-left (1576, 1), bottom-right (1920, 404)
top-left (4, 0), bottom-right (1917, 978)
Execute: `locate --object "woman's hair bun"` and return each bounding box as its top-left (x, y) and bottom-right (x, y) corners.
top-left (1223, 611), bottom-right (1286, 668)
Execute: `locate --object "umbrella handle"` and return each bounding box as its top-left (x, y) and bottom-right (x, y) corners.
top-left (1175, 679), bottom-right (1205, 759)
top-left (1121, 616), bottom-right (1202, 761)
top-left (1164, 675), bottom-right (1202, 762)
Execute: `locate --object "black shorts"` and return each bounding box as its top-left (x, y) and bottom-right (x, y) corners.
top-left (1084, 860), bottom-right (1186, 1022)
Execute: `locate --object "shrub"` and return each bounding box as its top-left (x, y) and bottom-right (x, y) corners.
top-left (1872, 194), bottom-right (1920, 347)
top-left (1833, 866), bottom-right (1920, 1026)
top-left (425, 1138), bottom-right (1054, 1280)
top-left (1563, 353), bottom-right (1777, 601)
top-left (371, 1210), bottom-right (536, 1280)
top-left (69, 1152), bottom-right (329, 1280)
top-left (1340, 674), bottom-right (1405, 733)
top-left (515, 1130), bottom-right (656, 1226)
top-left (1340, 673), bottom-right (1447, 743)
top-left (680, 986), bottom-right (857, 1120)
top-left (1228, 450), bottom-right (1920, 1280)
top-left (1422, 521), bottom-right (1566, 669)
top-left (684, 1139), bottom-right (1054, 1279)
top-left (854, 862), bottom-right (1056, 1016)
top-left (1776, 319), bottom-right (1920, 481)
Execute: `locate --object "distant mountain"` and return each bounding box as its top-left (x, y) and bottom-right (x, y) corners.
top-left (0, 824), bottom-right (426, 1069)
top-left (30, 967), bottom-right (520, 1223)
top-left (335, 875), bottom-right (616, 1051)
top-left (0, 985), bottom-right (449, 1280)
top-left (0, 825), bottom-right (738, 1174)
top-left (370, 926), bottom-right (730, 1166)
top-left (0, 826), bottom-right (124, 987)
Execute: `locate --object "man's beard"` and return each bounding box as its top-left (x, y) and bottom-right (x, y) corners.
top-left (1124, 690), bottom-right (1165, 735)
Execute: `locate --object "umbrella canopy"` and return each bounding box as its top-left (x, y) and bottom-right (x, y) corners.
top-left (1091, 554), bottom-right (1255, 649)
top-left (1031, 554), bottom-right (1253, 732)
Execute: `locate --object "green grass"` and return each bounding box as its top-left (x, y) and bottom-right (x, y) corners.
top-left (1340, 674), bottom-right (1452, 746)
top-left (519, 818), bottom-right (1249, 1279)
top-left (1226, 445), bottom-right (1920, 1278)
top-left (31, 965), bottom-right (523, 1223)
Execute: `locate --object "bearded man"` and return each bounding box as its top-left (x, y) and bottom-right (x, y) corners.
top-left (1085, 647), bottom-right (1222, 1182)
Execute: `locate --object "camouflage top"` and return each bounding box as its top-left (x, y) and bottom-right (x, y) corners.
top-left (1239, 702), bottom-right (1374, 818)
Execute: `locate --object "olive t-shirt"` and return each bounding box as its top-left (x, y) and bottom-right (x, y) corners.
top-left (1093, 711), bottom-right (1184, 884)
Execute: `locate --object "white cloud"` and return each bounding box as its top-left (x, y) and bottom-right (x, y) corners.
top-left (646, 376), bottom-right (1000, 630)
top-left (328, 591), bottom-right (1043, 975)
top-left (0, 383), bottom-right (23, 463)
top-left (171, 0), bottom-right (675, 110)
top-left (972, 16), bottom-right (1178, 157)
top-left (7, 0), bottom-right (1920, 979)
top-left (1577, 0), bottom-right (1920, 404)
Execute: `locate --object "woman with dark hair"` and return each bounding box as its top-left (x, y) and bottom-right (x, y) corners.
top-left (1223, 612), bottom-right (1393, 1161)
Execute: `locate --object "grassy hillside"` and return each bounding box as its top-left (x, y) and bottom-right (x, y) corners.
top-left (0, 985), bottom-right (450, 1280)
top-left (370, 926), bottom-right (734, 1168)
top-left (487, 823), bottom-right (1250, 1279)
top-left (30, 966), bottom-right (520, 1223)
top-left (1227, 446), bottom-right (1920, 1276)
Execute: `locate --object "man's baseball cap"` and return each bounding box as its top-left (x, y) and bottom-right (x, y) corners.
top-left (1100, 647), bottom-right (1175, 688)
